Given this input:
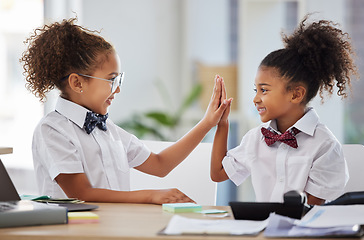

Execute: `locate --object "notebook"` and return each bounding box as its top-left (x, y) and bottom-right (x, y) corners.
top-left (0, 159), bottom-right (98, 212)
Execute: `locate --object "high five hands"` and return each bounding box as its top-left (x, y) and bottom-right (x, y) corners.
top-left (144, 75), bottom-right (232, 205)
top-left (203, 75), bottom-right (233, 128)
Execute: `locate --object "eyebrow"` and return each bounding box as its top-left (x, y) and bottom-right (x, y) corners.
top-left (255, 83), bottom-right (271, 87)
top-left (107, 72), bottom-right (119, 77)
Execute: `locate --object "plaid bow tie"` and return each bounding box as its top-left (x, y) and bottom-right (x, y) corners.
top-left (83, 112), bottom-right (108, 134)
top-left (261, 127), bottom-right (300, 148)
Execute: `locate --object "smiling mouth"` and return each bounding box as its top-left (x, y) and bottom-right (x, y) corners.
top-left (106, 97), bottom-right (114, 105)
top-left (257, 107), bottom-right (266, 114)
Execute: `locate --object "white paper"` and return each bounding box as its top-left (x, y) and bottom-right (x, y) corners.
top-left (163, 215), bottom-right (268, 235)
top-left (265, 213), bottom-right (361, 237)
top-left (295, 205), bottom-right (364, 228)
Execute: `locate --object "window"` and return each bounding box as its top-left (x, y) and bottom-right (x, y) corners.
top-left (344, 0), bottom-right (364, 144)
top-left (0, 0), bottom-right (44, 168)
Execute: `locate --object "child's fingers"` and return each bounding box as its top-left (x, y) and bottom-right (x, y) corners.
top-left (221, 77), bottom-right (227, 101)
top-left (219, 99), bottom-right (232, 123)
top-left (167, 189), bottom-right (195, 203)
top-left (217, 80), bottom-right (230, 110)
top-left (209, 75), bottom-right (217, 102)
top-left (217, 98), bottom-right (233, 117)
top-left (210, 75), bottom-right (222, 106)
top-left (212, 75), bottom-right (222, 99)
top-left (176, 195), bottom-right (195, 203)
top-left (223, 98), bottom-right (233, 118)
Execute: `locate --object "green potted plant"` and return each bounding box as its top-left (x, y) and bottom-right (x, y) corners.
top-left (118, 82), bottom-right (202, 141)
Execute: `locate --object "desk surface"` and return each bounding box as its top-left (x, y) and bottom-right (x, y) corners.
top-left (0, 203), bottom-right (360, 240)
top-left (0, 147), bottom-right (13, 155)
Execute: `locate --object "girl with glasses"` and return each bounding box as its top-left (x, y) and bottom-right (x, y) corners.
top-left (21, 18), bottom-right (232, 204)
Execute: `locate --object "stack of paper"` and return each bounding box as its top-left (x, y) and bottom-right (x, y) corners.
top-left (264, 205), bottom-right (364, 237)
top-left (160, 215), bottom-right (269, 236)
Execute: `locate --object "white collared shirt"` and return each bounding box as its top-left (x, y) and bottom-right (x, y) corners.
top-left (32, 97), bottom-right (151, 198)
top-left (222, 107), bottom-right (349, 202)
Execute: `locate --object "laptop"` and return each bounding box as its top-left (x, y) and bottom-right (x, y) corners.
top-left (0, 159), bottom-right (98, 212)
top-left (0, 160), bottom-right (20, 202)
top-left (0, 159), bottom-right (69, 227)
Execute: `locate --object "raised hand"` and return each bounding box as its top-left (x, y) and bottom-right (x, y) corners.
top-left (218, 77), bottom-right (232, 127)
top-left (135, 75), bottom-right (233, 182)
top-left (202, 75), bottom-right (233, 128)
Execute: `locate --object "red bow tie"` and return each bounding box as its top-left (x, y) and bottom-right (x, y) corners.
top-left (261, 127), bottom-right (300, 148)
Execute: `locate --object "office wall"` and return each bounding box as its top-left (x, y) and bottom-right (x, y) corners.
top-left (79, 0), bottom-right (231, 127)
top-left (305, 0), bottom-right (346, 142)
top-left (81, 0), bottom-right (183, 123)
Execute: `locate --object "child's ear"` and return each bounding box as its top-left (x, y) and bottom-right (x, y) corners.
top-left (291, 86), bottom-right (306, 103)
top-left (68, 73), bottom-right (84, 93)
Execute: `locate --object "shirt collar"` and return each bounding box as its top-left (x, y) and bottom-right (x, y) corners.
top-left (55, 97), bottom-right (89, 129)
top-left (266, 107), bottom-right (319, 136)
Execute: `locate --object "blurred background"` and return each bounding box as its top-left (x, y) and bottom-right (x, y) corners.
top-left (0, 0), bottom-right (363, 205)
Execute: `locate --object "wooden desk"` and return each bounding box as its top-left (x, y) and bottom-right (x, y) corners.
top-left (0, 203), bottom-right (360, 240)
top-left (0, 204), bottom-right (226, 240)
top-left (0, 147), bottom-right (13, 155)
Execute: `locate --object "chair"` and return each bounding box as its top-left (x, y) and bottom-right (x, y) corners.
top-left (342, 144), bottom-right (364, 193)
top-left (130, 140), bottom-right (217, 205)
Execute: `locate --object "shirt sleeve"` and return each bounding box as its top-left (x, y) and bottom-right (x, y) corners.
top-left (305, 138), bottom-right (349, 201)
top-left (34, 120), bottom-right (84, 181)
top-left (222, 130), bottom-right (256, 186)
top-left (116, 127), bottom-right (151, 168)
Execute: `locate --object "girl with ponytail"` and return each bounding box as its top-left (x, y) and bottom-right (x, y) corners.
top-left (211, 15), bottom-right (358, 205)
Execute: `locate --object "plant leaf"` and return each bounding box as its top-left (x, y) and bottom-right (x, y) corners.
top-left (119, 118), bottom-right (167, 140)
top-left (176, 83), bottom-right (202, 117)
top-left (145, 112), bottom-right (177, 127)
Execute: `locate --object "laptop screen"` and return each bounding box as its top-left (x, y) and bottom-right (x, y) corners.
top-left (0, 159), bottom-right (21, 201)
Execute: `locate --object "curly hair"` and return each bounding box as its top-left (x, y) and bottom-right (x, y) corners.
top-left (260, 15), bottom-right (358, 103)
top-left (20, 18), bottom-right (114, 101)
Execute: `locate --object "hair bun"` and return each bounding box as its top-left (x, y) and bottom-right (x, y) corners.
top-left (259, 14), bottom-right (357, 103)
top-left (283, 18), bottom-right (345, 75)
top-left (21, 18), bottom-right (114, 102)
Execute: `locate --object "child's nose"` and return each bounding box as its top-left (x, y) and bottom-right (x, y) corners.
top-left (253, 93), bottom-right (261, 104)
top-left (114, 86), bottom-right (121, 94)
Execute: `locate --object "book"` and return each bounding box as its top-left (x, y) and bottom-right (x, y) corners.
top-left (0, 200), bottom-right (68, 228)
